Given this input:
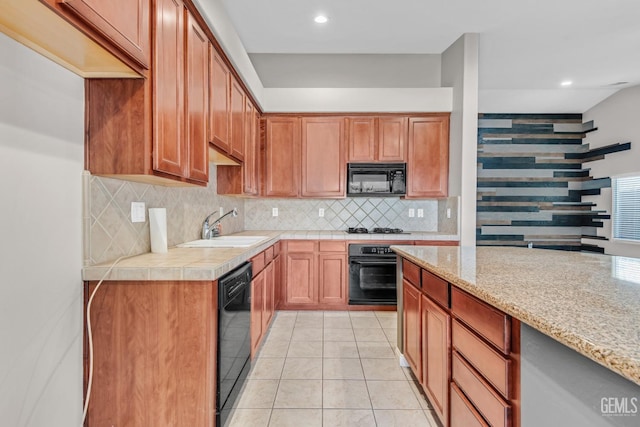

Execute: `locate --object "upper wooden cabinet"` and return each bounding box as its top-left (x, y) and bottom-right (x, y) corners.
top-left (208, 48), bottom-right (231, 154)
top-left (243, 102), bottom-right (259, 195)
top-left (85, 0), bottom-right (209, 185)
top-left (56, 0), bottom-right (150, 69)
top-left (229, 78), bottom-right (246, 161)
top-left (301, 117), bottom-right (345, 198)
top-left (406, 115), bottom-right (450, 198)
top-left (347, 116), bottom-right (407, 162)
top-left (265, 116), bottom-right (301, 197)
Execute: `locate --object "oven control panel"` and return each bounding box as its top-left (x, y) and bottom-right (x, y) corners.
top-left (361, 246), bottom-right (394, 255)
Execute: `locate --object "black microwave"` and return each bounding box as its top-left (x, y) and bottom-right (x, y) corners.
top-left (347, 163), bottom-right (406, 197)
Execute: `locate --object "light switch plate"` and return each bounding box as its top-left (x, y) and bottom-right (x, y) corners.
top-left (131, 202), bottom-right (146, 223)
top-left (272, 207), bottom-right (278, 217)
top-left (417, 209), bottom-right (424, 218)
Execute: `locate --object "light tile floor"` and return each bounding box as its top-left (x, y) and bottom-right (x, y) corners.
top-left (228, 310), bottom-right (440, 427)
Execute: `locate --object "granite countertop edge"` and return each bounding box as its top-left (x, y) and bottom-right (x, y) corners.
top-left (391, 246), bottom-right (640, 387)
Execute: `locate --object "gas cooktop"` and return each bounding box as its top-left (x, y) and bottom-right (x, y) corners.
top-left (347, 227), bottom-right (408, 234)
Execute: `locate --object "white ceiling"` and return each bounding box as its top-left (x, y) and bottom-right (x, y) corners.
top-left (219, 0), bottom-right (640, 113)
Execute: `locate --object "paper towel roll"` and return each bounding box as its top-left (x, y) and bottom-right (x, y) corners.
top-left (149, 208), bottom-right (168, 253)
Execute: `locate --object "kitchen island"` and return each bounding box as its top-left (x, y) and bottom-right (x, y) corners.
top-left (393, 245), bottom-right (640, 427)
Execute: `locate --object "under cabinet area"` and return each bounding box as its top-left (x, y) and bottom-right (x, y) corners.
top-left (401, 258), bottom-right (520, 427)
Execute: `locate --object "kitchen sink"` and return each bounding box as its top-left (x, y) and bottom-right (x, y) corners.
top-left (177, 236), bottom-right (269, 248)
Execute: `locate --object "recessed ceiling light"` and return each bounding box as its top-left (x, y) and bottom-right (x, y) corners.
top-left (561, 80), bottom-right (573, 87)
top-left (314, 15), bottom-right (328, 24)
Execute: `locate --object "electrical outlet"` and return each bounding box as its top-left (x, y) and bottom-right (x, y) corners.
top-left (408, 208), bottom-right (415, 218)
top-left (447, 208), bottom-right (451, 219)
top-left (131, 202), bottom-right (146, 223)
top-left (272, 207), bottom-right (278, 217)
top-left (318, 208), bottom-right (325, 217)
top-left (417, 209), bottom-right (424, 218)
top-left (219, 207), bottom-right (224, 216)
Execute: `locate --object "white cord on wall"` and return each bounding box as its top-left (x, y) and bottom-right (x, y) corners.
top-left (82, 256), bottom-right (127, 424)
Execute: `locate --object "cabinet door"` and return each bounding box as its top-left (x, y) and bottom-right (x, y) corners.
top-left (422, 295), bottom-right (451, 426)
top-left (243, 101), bottom-right (259, 195)
top-left (407, 116), bottom-right (450, 198)
top-left (184, 10), bottom-right (208, 183)
top-left (153, 0), bottom-right (185, 178)
top-left (318, 253), bottom-right (347, 305)
top-left (265, 117), bottom-right (300, 197)
top-left (263, 262), bottom-right (275, 332)
top-left (229, 78), bottom-right (245, 161)
top-left (273, 253), bottom-right (282, 309)
top-left (285, 252), bottom-right (316, 304)
top-left (301, 117), bottom-right (345, 197)
top-left (209, 48), bottom-right (231, 153)
top-left (59, 0), bottom-right (150, 68)
top-left (378, 116), bottom-right (407, 161)
top-left (347, 117), bottom-right (376, 162)
top-left (403, 279), bottom-right (422, 379)
top-left (251, 270), bottom-right (265, 358)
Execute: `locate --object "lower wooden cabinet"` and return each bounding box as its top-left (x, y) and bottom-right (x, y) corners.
top-left (422, 294), bottom-right (451, 426)
top-left (403, 280), bottom-right (422, 378)
top-left (84, 280), bottom-right (217, 426)
top-left (401, 260), bottom-right (521, 427)
top-left (250, 244), bottom-right (278, 357)
top-left (281, 240), bottom-right (348, 309)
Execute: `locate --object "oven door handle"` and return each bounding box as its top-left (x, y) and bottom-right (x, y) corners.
top-left (350, 260), bottom-right (397, 266)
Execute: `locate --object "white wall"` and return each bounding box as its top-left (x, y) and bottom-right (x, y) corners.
top-left (441, 33), bottom-right (479, 247)
top-left (0, 33), bottom-right (84, 426)
top-left (582, 85), bottom-right (640, 257)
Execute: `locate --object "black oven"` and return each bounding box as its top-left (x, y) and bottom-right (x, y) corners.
top-left (348, 244), bottom-right (397, 305)
top-left (347, 163), bottom-right (406, 196)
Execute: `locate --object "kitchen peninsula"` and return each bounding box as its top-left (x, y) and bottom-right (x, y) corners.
top-left (393, 245), bottom-right (640, 427)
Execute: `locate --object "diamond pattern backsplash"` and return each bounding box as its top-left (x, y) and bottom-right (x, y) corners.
top-left (244, 197), bottom-right (458, 232)
top-left (85, 167), bottom-right (244, 265)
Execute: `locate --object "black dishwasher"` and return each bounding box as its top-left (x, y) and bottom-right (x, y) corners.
top-left (217, 262), bottom-right (252, 427)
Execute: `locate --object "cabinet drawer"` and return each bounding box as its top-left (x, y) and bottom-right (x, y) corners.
top-left (403, 259), bottom-right (421, 287)
top-left (265, 246), bottom-right (274, 264)
top-left (273, 241), bottom-right (281, 257)
top-left (450, 382), bottom-right (489, 427)
top-left (286, 240), bottom-right (315, 252)
top-left (451, 287), bottom-right (510, 354)
top-left (319, 241), bottom-right (346, 252)
top-left (452, 351), bottom-right (511, 427)
top-left (452, 320), bottom-right (511, 399)
top-left (251, 252), bottom-right (266, 274)
top-left (422, 269), bottom-right (449, 308)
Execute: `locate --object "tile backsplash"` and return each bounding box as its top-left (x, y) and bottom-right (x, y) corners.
top-left (84, 166), bottom-right (244, 265)
top-left (244, 197), bottom-right (458, 233)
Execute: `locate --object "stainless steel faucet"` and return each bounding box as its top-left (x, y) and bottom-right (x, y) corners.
top-left (202, 208), bottom-right (238, 239)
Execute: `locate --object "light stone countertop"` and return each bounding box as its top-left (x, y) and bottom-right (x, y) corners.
top-left (391, 245), bottom-right (640, 386)
top-left (82, 230), bottom-right (458, 282)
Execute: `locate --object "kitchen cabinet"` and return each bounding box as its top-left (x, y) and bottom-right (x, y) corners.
top-left (347, 116), bottom-right (406, 162)
top-left (208, 47), bottom-right (231, 153)
top-left (250, 244), bottom-right (278, 357)
top-left (400, 257), bottom-right (521, 427)
top-left (422, 294), bottom-right (451, 426)
top-left (243, 101), bottom-right (259, 195)
top-left (301, 117), bottom-right (346, 198)
top-left (84, 280), bottom-right (217, 426)
top-left (85, 1), bottom-right (209, 185)
top-left (403, 279), bottom-right (422, 378)
top-left (229, 77), bottom-right (245, 161)
top-left (54, 0), bottom-right (150, 69)
top-left (264, 116), bottom-right (301, 197)
top-left (281, 240), bottom-right (348, 309)
top-left (406, 114), bottom-right (450, 198)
